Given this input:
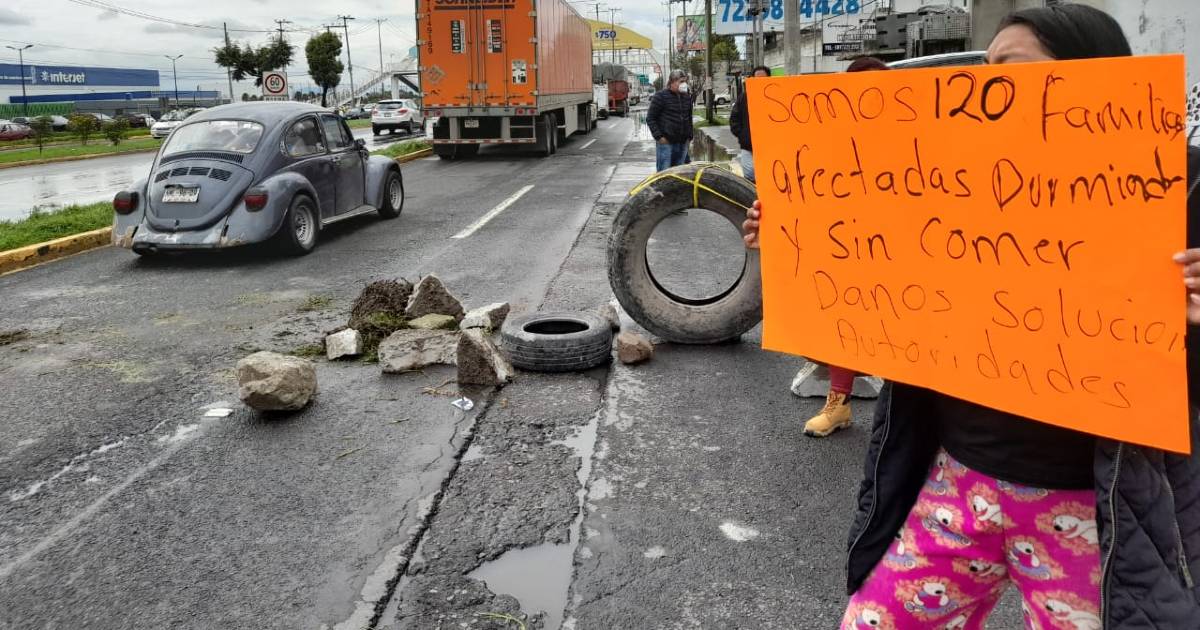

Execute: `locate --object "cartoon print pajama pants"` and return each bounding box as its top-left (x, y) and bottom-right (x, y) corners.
top-left (841, 450), bottom-right (1102, 630)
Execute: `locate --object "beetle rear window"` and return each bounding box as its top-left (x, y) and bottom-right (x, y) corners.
top-left (162, 120), bottom-right (265, 156)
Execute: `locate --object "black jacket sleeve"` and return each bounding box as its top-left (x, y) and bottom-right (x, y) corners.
top-left (646, 91), bottom-right (665, 141)
top-left (1187, 145), bottom-right (1200, 406)
top-left (729, 91), bottom-right (750, 152)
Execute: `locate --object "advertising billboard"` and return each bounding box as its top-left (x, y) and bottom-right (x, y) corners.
top-left (675, 15), bottom-right (707, 53)
top-left (0, 64), bottom-right (159, 87)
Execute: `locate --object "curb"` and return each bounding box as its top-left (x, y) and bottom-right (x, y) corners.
top-left (393, 147), bottom-right (433, 164)
top-left (0, 227), bottom-right (112, 277)
top-left (0, 147), bottom-right (159, 171)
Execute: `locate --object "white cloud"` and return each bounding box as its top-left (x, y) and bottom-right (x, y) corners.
top-left (97, 9), bottom-right (119, 21)
top-left (0, 7), bottom-right (32, 25)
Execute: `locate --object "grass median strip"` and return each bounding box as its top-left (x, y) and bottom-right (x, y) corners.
top-left (0, 202), bottom-right (113, 252)
top-left (0, 137), bottom-right (161, 166)
top-left (371, 139), bottom-right (431, 159)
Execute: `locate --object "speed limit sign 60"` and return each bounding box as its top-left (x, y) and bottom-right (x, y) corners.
top-left (262, 71), bottom-right (288, 97)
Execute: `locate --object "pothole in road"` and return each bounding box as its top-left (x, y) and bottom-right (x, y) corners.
top-left (466, 409), bottom-right (600, 630)
top-left (645, 209), bottom-right (747, 303)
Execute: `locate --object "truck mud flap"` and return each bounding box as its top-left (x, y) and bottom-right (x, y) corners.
top-left (607, 163), bottom-right (762, 344)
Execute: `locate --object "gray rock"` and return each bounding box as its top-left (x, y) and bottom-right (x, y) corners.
top-left (237, 351), bottom-right (317, 411)
top-left (790, 361), bottom-right (883, 399)
top-left (457, 329), bottom-right (514, 386)
top-left (378, 329), bottom-right (459, 373)
top-left (460, 302), bottom-right (510, 331)
top-left (598, 303), bottom-right (621, 332)
top-left (405, 275), bottom-right (465, 321)
top-left (325, 328), bottom-right (361, 360)
top-left (616, 331), bottom-right (654, 365)
top-left (407, 314), bottom-right (458, 330)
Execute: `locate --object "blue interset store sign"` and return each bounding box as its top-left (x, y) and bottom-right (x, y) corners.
top-left (0, 63), bottom-right (159, 87)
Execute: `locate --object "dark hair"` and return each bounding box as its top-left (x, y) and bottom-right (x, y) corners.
top-left (751, 65), bottom-right (772, 77)
top-left (846, 57), bottom-right (888, 73)
top-left (998, 4), bottom-right (1131, 60)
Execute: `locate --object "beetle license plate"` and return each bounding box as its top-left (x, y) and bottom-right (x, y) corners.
top-left (162, 185), bottom-right (199, 203)
top-left (464, 119), bottom-right (479, 128)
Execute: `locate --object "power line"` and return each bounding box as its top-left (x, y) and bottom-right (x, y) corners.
top-left (64, 0), bottom-right (275, 33)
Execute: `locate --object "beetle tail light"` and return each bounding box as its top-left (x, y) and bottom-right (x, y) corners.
top-left (113, 191), bottom-right (138, 214)
top-left (244, 188), bottom-right (269, 211)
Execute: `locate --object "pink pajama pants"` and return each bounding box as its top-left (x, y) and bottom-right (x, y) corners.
top-left (842, 450), bottom-right (1101, 630)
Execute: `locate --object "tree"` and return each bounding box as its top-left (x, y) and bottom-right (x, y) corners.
top-left (68, 114), bottom-right (100, 145)
top-left (305, 32), bottom-right (344, 108)
top-left (213, 37), bottom-right (294, 87)
top-left (102, 119), bottom-right (129, 145)
top-left (712, 36), bottom-right (739, 64)
top-left (653, 76), bottom-right (663, 91)
top-left (28, 116), bottom-right (54, 154)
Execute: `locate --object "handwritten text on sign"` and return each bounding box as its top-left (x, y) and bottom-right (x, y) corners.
top-left (747, 56), bottom-right (1189, 452)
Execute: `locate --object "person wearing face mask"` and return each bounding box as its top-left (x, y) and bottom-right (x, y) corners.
top-left (647, 69), bottom-right (695, 171)
top-left (744, 5), bottom-right (1200, 628)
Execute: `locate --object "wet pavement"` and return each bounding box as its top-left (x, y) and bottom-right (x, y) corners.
top-left (0, 127), bottom-right (426, 222)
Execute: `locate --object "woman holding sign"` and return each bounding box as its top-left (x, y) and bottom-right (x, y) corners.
top-left (744, 4), bottom-right (1200, 629)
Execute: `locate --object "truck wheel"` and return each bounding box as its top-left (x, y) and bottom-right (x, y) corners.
top-left (607, 163), bottom-right (761, 344)
top-left (550, 119), bottom-right (558, 154)
top-left (500, 312), bottom-right (613, 373)
top-left (537, 116), bottom-right (554, 157)
top-left (377, 169), bottom-right (404, 219)
top-left (372, 125), bottom-right (380, 136)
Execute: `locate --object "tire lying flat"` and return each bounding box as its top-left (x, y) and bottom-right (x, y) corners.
top-left (607, 162), bottom-right (762, 344)
top-left (500, 312), bottom-right (613, 372)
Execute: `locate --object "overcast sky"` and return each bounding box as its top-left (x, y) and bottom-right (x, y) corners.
top-left (0, 0), bottom-right (675, 95)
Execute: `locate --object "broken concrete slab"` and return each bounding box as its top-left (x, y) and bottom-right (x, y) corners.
top-left (406, 275), bottom-right (465, 321)
top-left (408, 314), bottom-right (458, 331)
top-left (461, 302), bottom-right (510, 332)
top-left (790, 361), bottom-right (883, 399)
top-left (615, 331), bottom-right (654, 365)
top-left (236, 351), bottom-right (317, 411)
top-left (457, 329), bottom-right (515, 386)
top-left (598, 303), bottom-right (621, 332)
top-left (378, 329), bottom-right (459, 373)
top-left (325, 329), bottom-right (361, 360)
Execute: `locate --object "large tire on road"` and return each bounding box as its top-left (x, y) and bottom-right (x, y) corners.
top-left (500, 312), bottom-right (613, 372)
top-left (537, 115), bottom-right (554, 157)
top-left (607, 163), bottom-right (761, 344)
top-left (278, 194), bottom-right (320, 256)
top-left (377, 169), bottom-right (404, 219)
top-left (434, 144), bottom-right (478, 161)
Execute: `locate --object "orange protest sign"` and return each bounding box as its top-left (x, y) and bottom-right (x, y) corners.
top-left (747, 55), bottom-right (1191, 453)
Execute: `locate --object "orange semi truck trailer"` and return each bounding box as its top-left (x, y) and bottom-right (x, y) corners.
top-left (416, 0), bottom-right (598, 159)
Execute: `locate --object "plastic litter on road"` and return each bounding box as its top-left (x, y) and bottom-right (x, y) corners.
top-left (451, 397), bottom-right (475, 411)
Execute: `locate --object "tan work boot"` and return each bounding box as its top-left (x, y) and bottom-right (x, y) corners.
top-left (803, 391), bottom-right (852, 437)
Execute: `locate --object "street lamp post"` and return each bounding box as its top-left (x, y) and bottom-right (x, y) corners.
top-left (165, 55), bottom-right (183, 109)
top-left (5, 44), bottom-right (33, 117)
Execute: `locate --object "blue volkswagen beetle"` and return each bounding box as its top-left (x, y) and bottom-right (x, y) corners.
top-left (112, 101), bottom-right (405, 256)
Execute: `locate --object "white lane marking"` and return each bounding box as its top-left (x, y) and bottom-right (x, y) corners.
top-left (579, 139), bottom-right (597, 150)
top-left (451, 184), bottom-right (535, 239)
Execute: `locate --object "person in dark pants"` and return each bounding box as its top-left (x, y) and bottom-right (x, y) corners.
top-left (745, 5), bottom-right (1200, 628)
top-left (727, 65), bottom-right (772, 183)
top-left (647, 69), bottom-right (694, 171)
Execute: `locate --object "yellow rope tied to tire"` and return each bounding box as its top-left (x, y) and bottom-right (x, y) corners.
top-left (627, 161), bottom-right (751, 212)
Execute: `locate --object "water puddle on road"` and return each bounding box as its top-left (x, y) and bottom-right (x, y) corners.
top-left (466, 410), bottom-right (600, 630)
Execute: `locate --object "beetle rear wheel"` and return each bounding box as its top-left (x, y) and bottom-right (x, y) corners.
top-left (378, 170), bottom-right (404, 219)
top-left (279, 195), bottom-right (319, 255)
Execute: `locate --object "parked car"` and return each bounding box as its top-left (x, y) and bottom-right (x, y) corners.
top-left (371, 99), bottom-right (424, 135)
top-left (84, 112), bottom-right (115, 123)
top-left (887, 50), bottom-right (986, 69)
top-left (117, 113), bottom-right (156, 128)
top-left (112, 101), bottom-right (405, 256)
top-left (150, 110), bottom-right (191, 139)
top-left (12, 115), bottom-right (69, 131)
top-left (344, 106), bottom-right (371, 120)
top-left (0, 121), bottom-right (33, 141)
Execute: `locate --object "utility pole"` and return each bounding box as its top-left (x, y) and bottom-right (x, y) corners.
top-left (375, 18), bottom-right (387, 97)
top-left (664, 2), bottom-right (671, 80)
top-left (223, 23), bottom-right (234, 104)
top-left (704, 0), bottom-right (713, 122)
top-left (5, 44), bottom-right (33, 117)
top-left (783, 0), bottom-right (800, 74)
top-left (339, 15), bottom-right (357, 104)
top-left (274, 18), bottom-right (293, 85)
top-left (165, 54), bottom-right (183, 109)
top-left (608, 8), bottom-right (620, 63)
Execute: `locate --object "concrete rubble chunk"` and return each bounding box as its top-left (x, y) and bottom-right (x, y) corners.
top-left (408, 314), bottom-right (459, 331)
top-left (406, 275), bottom-right (465, 321)
top-left (598, 303), bottom-right (621, 332)
top-left (457, 329), bottom-right (514, 386)
top-left (325, 328), bottom-right (362, 360)
top-left (790, 361), bottom-right (883, 399)
top-left (460, 302), bottom-right (510, 331)
top-left (616, 332), bottom-right (654, 365)
top-left (237, 351), bottom-right (317, 411)
top-left (379, 329), bottom-right (459, 373)
top-left (348, 279), bottom-right (413, 330)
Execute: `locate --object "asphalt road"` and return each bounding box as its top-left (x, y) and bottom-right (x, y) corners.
top-left (1, 113), bottom-right (1022, 629)
top-left (0, 127), bottom-right (422, 222)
